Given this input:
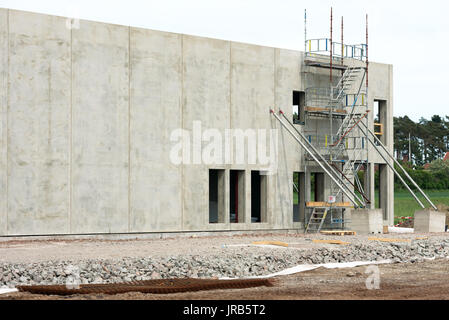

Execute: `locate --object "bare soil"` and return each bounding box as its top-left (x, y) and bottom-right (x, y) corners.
top-left (2, 233), bottom-right (449, 300)
top-left (2, 259), bottom-right (449, 300)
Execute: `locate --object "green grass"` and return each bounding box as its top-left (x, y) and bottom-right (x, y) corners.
top-left (381, 190), bottom-right (449, 224)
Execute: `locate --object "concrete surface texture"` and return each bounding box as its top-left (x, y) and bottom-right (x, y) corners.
top-left (350, 209), bottom-right (383, 234)
top-left (0, 8), bottom-right (394, 236)
top-left (414, 210), bottom-right (446, 233)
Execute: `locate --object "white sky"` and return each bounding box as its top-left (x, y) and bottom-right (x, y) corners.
top-left (0, 0), bottom-right (448, 121)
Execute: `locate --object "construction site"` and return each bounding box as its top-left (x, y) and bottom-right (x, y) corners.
top-left (1, 7), bottom-right (449, 303)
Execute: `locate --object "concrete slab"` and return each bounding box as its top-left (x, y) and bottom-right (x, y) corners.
top-left (71, 20), bottom-right (129, 234)
top-left (350, 209), bottom-right (383, 234)
top-left (182, 35), bottom-right (231, 231)
top-left (129, 28), bottom-right (183, 232)
top-left (7, 10), bottom-right (71, 235)
top-left (414, 210), bottom-right (446, 233)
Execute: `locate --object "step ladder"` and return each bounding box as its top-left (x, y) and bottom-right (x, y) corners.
top-left (305, 207), bottom-right (329, 234)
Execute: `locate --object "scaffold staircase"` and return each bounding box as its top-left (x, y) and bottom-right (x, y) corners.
top-left (272, 9), bottom-right (438, 234)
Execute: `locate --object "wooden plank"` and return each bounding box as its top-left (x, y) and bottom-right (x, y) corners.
top-left (305, 106), bottom-right (347, 114)
top-left (312, 239), bottom-right (350, 245)
top-left (306, 202), bottom-right (352, 208)
top-left (320, 230), bottom-right (357, 236)
top-left (415, 237), bottom-right (428, 240)
top-left (368, 238), bottom-right (411, 243)
top-left (252, 241), bottom-right (289, 247)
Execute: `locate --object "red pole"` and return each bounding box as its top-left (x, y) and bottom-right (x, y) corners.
top-left (366, 14), bottom-right (369, 88)
top-left (341, 16), bottom-right (344, 65)
top-left (330, 7), bottom-right (333, 84)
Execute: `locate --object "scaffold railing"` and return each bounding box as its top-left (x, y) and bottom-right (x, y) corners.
top-left (305, 38), bottom-right (367, 61)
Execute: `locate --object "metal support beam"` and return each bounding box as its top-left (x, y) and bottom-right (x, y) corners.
top-left (271, 110), bottom-right (363, 208)
top-left (358, 121), bottom-right (437, 210)
top-left (279, 111), bottom-right (366, 207)
top-left (357, 122), bottom-right (426, 209)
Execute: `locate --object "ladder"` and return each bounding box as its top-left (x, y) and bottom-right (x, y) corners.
top-left (305, 207), bottom-right (329, 233)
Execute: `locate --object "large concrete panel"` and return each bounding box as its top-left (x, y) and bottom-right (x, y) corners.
top-left (71, 20), bottom-right (129, 234)
top-left (230, 43), bottom-right (276, 228)
top-left (231, 42), bottom-right (274, 131)
top-left (182, 35), bottom-right (231, 231)
top-left (0, 9), bottom-right (7, 235)
top-left (129, 28), bottom-right (183, 232)
top-left (274, 49), bottom-right (303, 229)
top-left (7, 10), bottom-right (70, 235)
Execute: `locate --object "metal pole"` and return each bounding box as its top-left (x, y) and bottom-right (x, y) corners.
top-left (280, 111), bottom-right (366, 205)
top-left (341, 16), bottom-right (344, 64)
top-left (304, 9), bottom-right (307, 56)
top-left (366, 14), bottom-right (369, 88)
top-left (358, 124), bottom-right (426, 209)
top-left (330, 7), bottom-right (333, 84)
top-left (409, 132), bottom-right (411, 162)
top-left (358, 121), bottom-right (437, 210)
top-left (272, 110), bottom-right (362, 207)
top-left (279, 111), bottom-right (366, 206)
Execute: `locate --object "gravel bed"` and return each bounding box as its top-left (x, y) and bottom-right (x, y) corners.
top-left (2, 238), bottom-right (449, 288)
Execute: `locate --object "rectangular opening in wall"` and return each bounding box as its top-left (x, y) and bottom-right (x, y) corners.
top-left (374, 99), bottom-right (387, 145)
top-left (310, 173), bottom-right (325, 202)
top-left (374, 164), bottom-right (380, 208)
top-left (209, 169), bottom-right (225, 224)
top-left (230, 170), bottom-right (245, 223)
top-left (374, 163), bottom-right (389, 219)
top-left (251, 171), bottom-right (267, 223)
top-left (293, 172), bottom-right (300, 222)
top-left (379, 164), bottom-right (388, 220)
top-left (293, 91), bottom-right (305, 125)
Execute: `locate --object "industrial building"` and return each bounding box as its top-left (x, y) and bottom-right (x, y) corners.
top-left (0, 8), bottom-right (414, 237)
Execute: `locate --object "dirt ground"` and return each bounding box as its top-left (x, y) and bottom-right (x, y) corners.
top-left (0, 232), bottom-right (441, 263)
top-left (2, 259), bottom-right (449, 300)
top-left (1, 233), bottom-right (449, 300)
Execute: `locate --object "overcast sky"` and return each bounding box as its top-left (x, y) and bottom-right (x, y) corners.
top-left (1, 0), bottom-right (448, 121)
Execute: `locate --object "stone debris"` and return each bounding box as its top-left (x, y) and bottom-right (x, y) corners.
top-left (1, 238), bottom-right (449, 288)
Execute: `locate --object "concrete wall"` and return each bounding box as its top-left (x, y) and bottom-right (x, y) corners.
top-left (0, 9), bottom-right (7, 236)
top-left (7, 10), bottom-right (71, 235)
top-left (130, 28), bottom-right (183, 233)
top-left (0, 8), bottom-right (394, 236)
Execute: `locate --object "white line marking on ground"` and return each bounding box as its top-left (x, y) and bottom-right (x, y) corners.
top-left (220, 260), bottom-right (392, 280)
top-left (0, 288), bottom-right (18, 295)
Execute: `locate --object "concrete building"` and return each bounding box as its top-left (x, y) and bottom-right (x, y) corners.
top-left (0, 8), bottom-right (394, 237)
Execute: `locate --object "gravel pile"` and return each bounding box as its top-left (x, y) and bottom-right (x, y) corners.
top-left (2, 238), bottom-right (449, 288)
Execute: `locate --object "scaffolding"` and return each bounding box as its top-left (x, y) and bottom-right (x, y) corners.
top-left (301, 8), bottom-right (370, 232)
top-left (272, 8), bottom-right (437, 234)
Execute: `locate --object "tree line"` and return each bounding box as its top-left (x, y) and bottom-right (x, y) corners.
top-left (394, 115), bottom-right (449, 166)
top-left (392, 115), bottom-right (449, 190)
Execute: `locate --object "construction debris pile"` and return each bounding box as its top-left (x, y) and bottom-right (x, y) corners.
top-left (2, 238), bottom-right (449, 289)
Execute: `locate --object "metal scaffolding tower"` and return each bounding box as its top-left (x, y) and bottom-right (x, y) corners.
top-left (272, 8), bottom-right (437, 234)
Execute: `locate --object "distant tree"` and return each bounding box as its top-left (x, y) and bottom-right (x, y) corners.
top-left (393, 115), bottom-right (448, 166)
